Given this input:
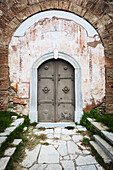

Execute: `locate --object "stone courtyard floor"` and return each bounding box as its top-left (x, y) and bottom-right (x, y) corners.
top-left (16, 124), bottom-right (104, 170)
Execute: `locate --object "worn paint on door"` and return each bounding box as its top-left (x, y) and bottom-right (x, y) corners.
top-left (38, 59), bottom-right (74, 122)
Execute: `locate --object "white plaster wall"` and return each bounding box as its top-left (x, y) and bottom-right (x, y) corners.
top-left (8, 17), bottom-right (105, 114)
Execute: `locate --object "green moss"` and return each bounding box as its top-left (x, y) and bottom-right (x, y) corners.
top-left (82, 137), bottom-right (90, 146)
top-left (30, 122), bottom-right (37, 126)
top-left (80, 109), bottom-right (113, 133)
top-left (0, 111), bottom-right (21, 133)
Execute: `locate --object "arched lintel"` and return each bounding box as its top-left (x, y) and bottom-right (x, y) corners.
top-left (32, 51), bottom-right (81, 70)
top-left (29, 51), bottom-right (83, 123)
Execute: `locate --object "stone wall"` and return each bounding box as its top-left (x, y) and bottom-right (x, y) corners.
top-left (0, 0), bottom-right (113, 115)
top-left (8, 17), bottom-right (105, 115)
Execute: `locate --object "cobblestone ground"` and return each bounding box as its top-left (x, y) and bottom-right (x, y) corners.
top-left (17, 125), bottom-right (104, 170)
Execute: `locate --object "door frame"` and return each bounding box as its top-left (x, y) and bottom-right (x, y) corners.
top-left (29, 51), bottom-right (83, 123)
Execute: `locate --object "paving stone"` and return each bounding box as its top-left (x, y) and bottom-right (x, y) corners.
top-left (42, 139), bottom-right (66, 145)
top-left (34, 131), bottom-right (47, 135)
top-left (54, 133), bottom-right (60, 138)
top-left (67, 141), bottom-right (82, 154)
top-left (4, 147), bottom-right (16, 156)
top-left (0, 157), bottom-right (10, 170)
top-left (11, 118), bottom-right (24, 127)
top-left (72, 135), bottom-right (83, 143)
top-left (54, 128), bottom-right (61, 134)
top-left (82, 150), bottom-right (91, 155)
top-left (76, 165), bottom-right (97, 170)
top-left (21, 144), bottom-right (41, 168)
top-left (77, 142), bottom-right (86, 150)
top-left (63, 155), bottom-right (70, 160)
top-left (62, 129), bottom-right (75, 135)
top-left (102, 130), bottom-right (113, 145)
top-left (29, 164), bottom-right (47, 170)
top-left (76, 126), bottom-right (87, 131)
top-left (54, 144), bottom-right (59, 149)
top-left (45, 164), bottom-right (62, 170)
top-left (70, 154), bottom-right (78, 160)
top-left (61, 135), bottom-right (71, 141)
top-left (38, 145), bottom-right (59, 163)
top-left (12, 139), bottom-right (22, 146)
top-left (76, 155), bottom-right (97, 165)
top-left (57, 143), bottom-right (67, 156)
top-left (45, 129), bottom-right (54, 133)
top-left (0, 136), bottom-right (7, 146)
top-left (47, 134), bottom-right (54, 139)
top-left (61, 160), bottom-right (75, 170)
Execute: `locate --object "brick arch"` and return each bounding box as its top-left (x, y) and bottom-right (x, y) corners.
top-left (0, 0), bottom-right (113, 113)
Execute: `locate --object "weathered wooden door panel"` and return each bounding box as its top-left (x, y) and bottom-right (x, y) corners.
top-left (38, 59), bottom-right (74, 122)
top-left (57, 104), bottom-right (74, 121)
top-left (57, 60), bottom-right (74, 122)
top-left (38, 60), bottom-right (55, 122)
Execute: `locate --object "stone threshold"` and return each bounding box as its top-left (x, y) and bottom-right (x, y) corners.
top-left (36, 122), bottom-right (76, 128)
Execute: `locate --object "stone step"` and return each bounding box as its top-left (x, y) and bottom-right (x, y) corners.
top-left (87, 118), bottom-right (113, 146)
top-left (0, 118), bottom-right (24, 147)
top-left (90, 141), bottom-right (111, 164)
top-left (87, 118), bottom-right (108, 132)
top-left (102, 131), bottom-right (113, 145)
top-left (0, 138), bottom-right (22, 170)
top-left (94, 135), bottom-right (113, 161)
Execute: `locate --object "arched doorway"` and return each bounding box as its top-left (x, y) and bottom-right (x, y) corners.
top-left (29, 51), bottom-right (83, 123)
top-left (38, 58), bottom-right (74, 122)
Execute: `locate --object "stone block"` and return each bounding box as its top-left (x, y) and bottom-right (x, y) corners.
top-left (76, 165), bottom-right (97, 170)
top-left (72, 135), bottom-right (83, 143)
top-left (11, 118), bottom-right (24, 127)
top-left (0, 137), bottom-right (7, 147)
top-left (21, 144), bottom-right (41, 168)
top-left (67, 141), bottom-right (82, 154)
top-left (12, 139), bottom-right (22, 146)
top-left (91, 121), bottom-right (108, 131)
top-left (57, 143), bottom-right (67, 156)
top-left (0, 157), bottom-right (10, 170)
top-left (29, 164), bottom-right (47, 170)
top-left (38, 145), bottom-right (59, 163)
top-left (90, 141), bottom-right (111, 163)
top-left (61, 160), bottom-right (75, 170)
top-left (94, 135), bottom-right (113, 161)
top-left (45, 164), bottom-right (62, 170)
top-left (4, 147), bottom-right (16, 156)
top-left (76, 155), bottom-right (97, 166)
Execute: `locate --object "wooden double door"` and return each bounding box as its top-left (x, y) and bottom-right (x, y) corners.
top-left (38, 59), bottom-right (74, 122)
